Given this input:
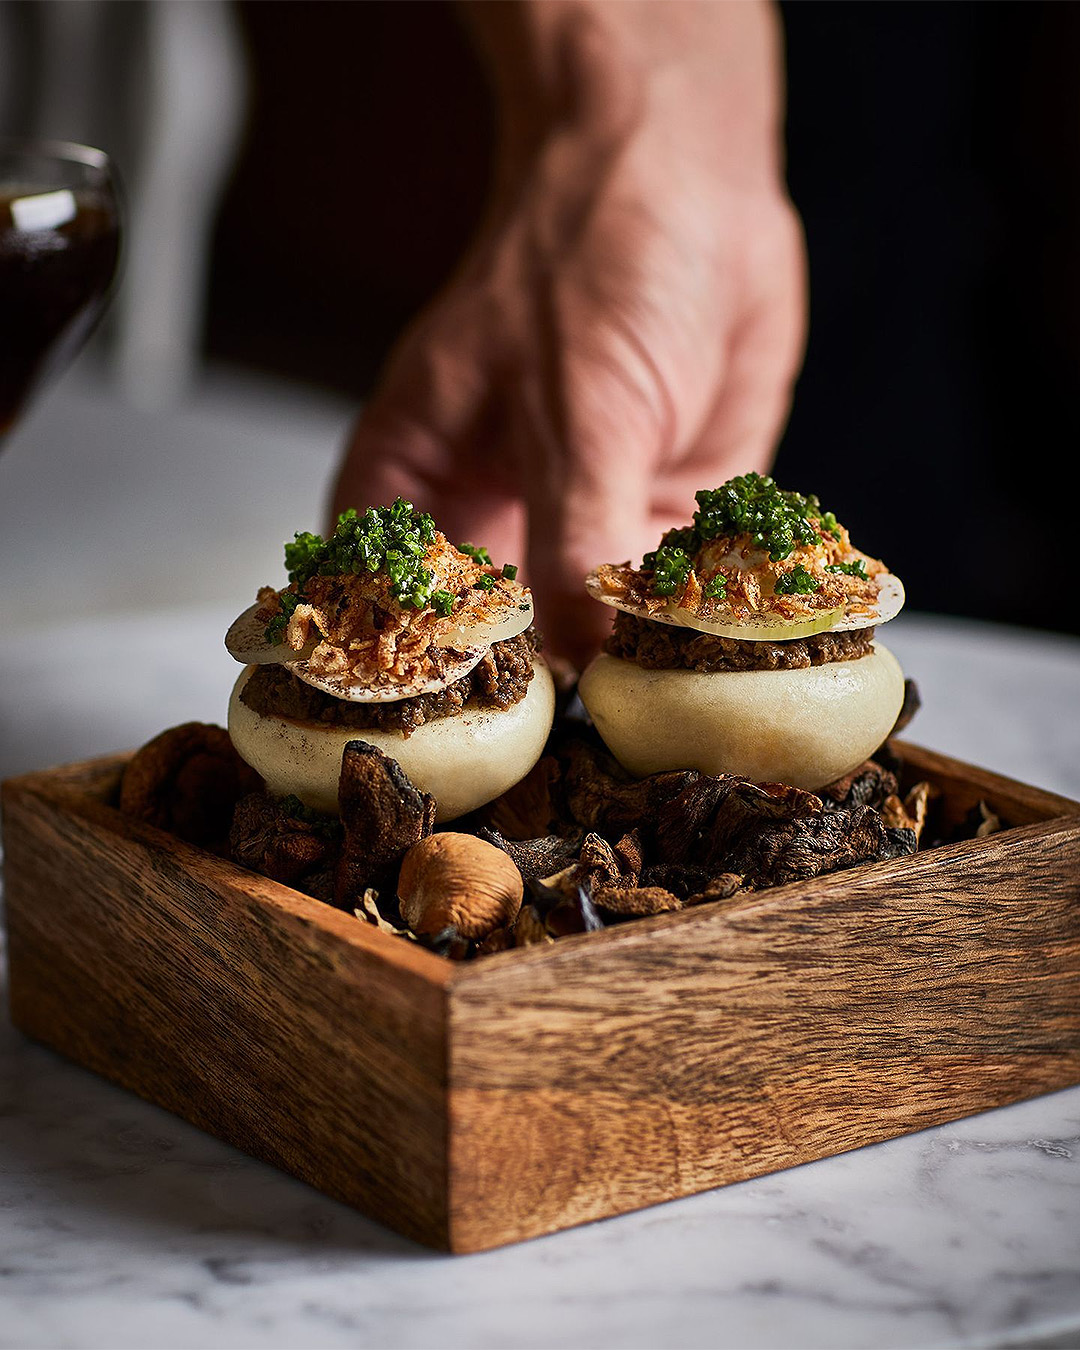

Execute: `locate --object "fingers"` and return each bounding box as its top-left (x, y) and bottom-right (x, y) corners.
top-left (516, 315), bottom-right (669, 668)
top-left (679, 208), bottom-right (807, 487)
top-left (329, 312), bottom-right (526, 568)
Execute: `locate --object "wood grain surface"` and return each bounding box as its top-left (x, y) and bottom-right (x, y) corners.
top-left (3, 744), bottom-right (1078, 1252)
top-left (2, 760), bottom-right (454, 1248)
top-left (443, 745), bottom-right (1080, 1250)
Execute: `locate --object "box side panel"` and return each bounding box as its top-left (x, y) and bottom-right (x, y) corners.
top-left (447, 819), bottom-right (1080, 1251)
top-left (895, 740), bottom-right (1080, 829)
top-left (2, 783), bottom-right (451, 1249)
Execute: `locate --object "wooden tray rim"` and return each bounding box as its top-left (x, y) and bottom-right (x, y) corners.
top-left (4, 739), bottom-right (1078, 992)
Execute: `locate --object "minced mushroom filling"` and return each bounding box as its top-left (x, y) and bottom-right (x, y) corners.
top-left (604, 611), bottom-right (876, 672)
top-left (241, 628), bottom-right (539, 736)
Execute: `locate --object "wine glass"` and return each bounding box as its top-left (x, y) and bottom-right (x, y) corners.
top-left (0, 138), bottom-right (122, 443)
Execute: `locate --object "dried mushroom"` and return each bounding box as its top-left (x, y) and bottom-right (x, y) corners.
top-left (121, 694), bottom-right (994, 963)
top-left (397, 833), bottom-right (523, 938)
top-left (513, 904), bottom-right (555, 948)
top-left (639, 861), bottom-right (711, 899)
top-left (685, 873), bottom-right (743, 907)
top-left (820, 760), bottom-right (899, 813)
top-left (475, 926), bottom-right (514, 956)
top-left (355, 888), bottom-right (416, 941)
top-left (335, 740), bottom-right (436, 908)
top-left (593, 886), bottom-right (681, 918)
top-left (229, 791), bottom-right (341, 894)
top-left (726, 804), bottom-right (917, 889)
top-left (120, 722), bottom-right (262, 848)
top-left (478, 829), bottom-right (584, 881)
top-left (902, 781), bottom-right (933, 843)
top-left (974, 801), bottom-right (1002, 838)
top-left (889, 677), bottom-right (922, 739)
top-left (521, 875), bottom-right (603, 940)
top-left (479, 755), bottom-right (562, 839)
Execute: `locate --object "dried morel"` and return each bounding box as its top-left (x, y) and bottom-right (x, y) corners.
top-left (479, 755), bottom-right (562, 840)
top-left (229, 791), bottom-right (341, 895)
top-left (820, 760), bottom-right (899, 813)
top-left (725, 804), bottom-right (917, 889)
top-left (335, 740), bottom-right (436, 908)
top-left (120, 722), bottom-right (262, 849)
top-left (478, 829), bottom-right (584, 881)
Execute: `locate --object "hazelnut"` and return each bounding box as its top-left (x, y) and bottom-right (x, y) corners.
top-left (397, 834), bottom-right (523, 939)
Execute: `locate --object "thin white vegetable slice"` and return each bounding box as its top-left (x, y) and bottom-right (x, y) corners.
top-left (226, 595), bottom-right (535, 702)
top-left (830, 571), bottom-right (905, 631)
top-left (285, 645), bottom-right (490, 703)
top-left (225, 602), bottom-right (318, 664)
top-left (226, 595), bottom-right (534, 667)
top-left (438, 597), bottom-right (533, 650)
top-left (663, 605), bottom-right (845, 641)
top-left (585, 568), bottom-right (905, 641)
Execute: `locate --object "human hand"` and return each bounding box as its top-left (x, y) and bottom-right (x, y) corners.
top-left (332, 0), bottom-right (806, 669)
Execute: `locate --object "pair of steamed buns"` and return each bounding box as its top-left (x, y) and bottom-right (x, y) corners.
top-left (226, 490), bottom-right (906, 820)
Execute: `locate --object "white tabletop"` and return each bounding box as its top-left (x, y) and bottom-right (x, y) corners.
top-left (1, 368), bottom-right (1079, 1350)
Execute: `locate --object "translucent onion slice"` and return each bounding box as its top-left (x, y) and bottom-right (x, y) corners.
top-left (438, 598), bottom-right (533, 651)
top-left (831, 571), bottom-right (906, 632)
top-left (285, 645), bottom-right (490, 703)
top-left (584, 569), bottom-right (905, 641)
top-left (663, 605), bottom-right (845, 642)
top-left (225, 602), bottom-right (318, 664)
top-left (225, 595), bottom-right (535, 703)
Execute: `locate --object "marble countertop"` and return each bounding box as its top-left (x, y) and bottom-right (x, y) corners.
top-left (1, 369), bottom-right (1079, 1350)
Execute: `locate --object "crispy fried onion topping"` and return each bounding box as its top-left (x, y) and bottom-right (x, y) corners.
top-left (593, 521), bottom-right (887, 627)
top-left (254, 534), bottom-right (530, 691)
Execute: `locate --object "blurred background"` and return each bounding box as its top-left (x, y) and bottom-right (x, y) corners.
top-left (3, 0), bottom-right (1079, 628)
top-left (1, 0), bottom-right (1078, 785)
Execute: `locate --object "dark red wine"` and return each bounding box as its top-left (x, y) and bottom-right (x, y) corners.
top-left (0, 186), bottom-right (120, 437)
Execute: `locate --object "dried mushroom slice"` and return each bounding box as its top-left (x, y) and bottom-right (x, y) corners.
top-left (120, 721), bottom-right (262, 848)
top-left (479, 755), bottom-right (562, 839)
top-left (479, 829), bottom-right (585, 881)
top-left (335, 740), bottom-right (436, 906)
top-left (284, 643), bottom-right (491, 704)
top-left (820, 759), bottom-right (899, 813)
top-left (685, 874), bottom-right (743, 907)
top-left (584, 567), bottom-right (905, 639)
top-left (727, 804), bottom-right (917, 889)
top-left (513, 904), bottom-right (555, 948)
top-left (902, 781), bottom-right (933, 843)
top-left (594, 886), bottom-right (682, 918)
top-left (355, 888), bottom-right (416, 940)
top-left (229, 790), bottom-right (341, 889)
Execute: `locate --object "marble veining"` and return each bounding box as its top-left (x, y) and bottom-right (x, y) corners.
top-left (2, 968), bottom-right (1079, 1350)
top-left (1, 372), bottom-right (1079, 1349)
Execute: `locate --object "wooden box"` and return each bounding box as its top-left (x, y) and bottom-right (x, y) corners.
top-left (3, 743), bottom-right (1079, 1253)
